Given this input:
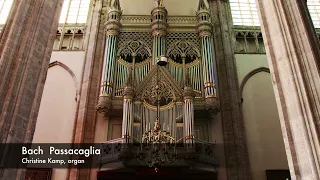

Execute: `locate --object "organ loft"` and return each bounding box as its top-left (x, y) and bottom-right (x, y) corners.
top-left (96, 0), bottom-right (219, 145)
top-left (95, 0), bottom-right (220, 178)
top-left (1, 0), bottom-right (320, 180)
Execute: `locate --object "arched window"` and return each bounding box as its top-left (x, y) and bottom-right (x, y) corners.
top-left (229, 0), bottom-right (260, 26)
top-left (0, 0), bottom-right (13, 24)
top-left (230, 0), bottom-right (320, 28)
top-left (307, 0), bottom-right (320, 28)
top-left (59, 0), bottom-right (90, 24)
top-left (0, 0), bottom-right (90, 25)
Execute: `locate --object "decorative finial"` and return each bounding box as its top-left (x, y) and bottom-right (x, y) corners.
top-left (197, 0), bottom-right (208, 11)
top-left (112, 0), bottom-right (121, 10)
top-left (154, 0), bottom-right (163, 7)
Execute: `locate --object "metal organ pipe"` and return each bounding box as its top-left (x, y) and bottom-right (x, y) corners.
top-left (97, 0), bottom-right (122, 114)
top-left (197, 5), bottom-right (216, 99)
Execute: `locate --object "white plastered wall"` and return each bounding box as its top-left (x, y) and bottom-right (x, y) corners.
top-left (33, 51), bottom-right (85, 180)
top-left (235, 54), bottom-right (289, 180)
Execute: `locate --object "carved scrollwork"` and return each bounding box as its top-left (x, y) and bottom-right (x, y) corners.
top-left (136, 47), bottom-right (149, 58)
top-left (135, 66), bottom-right (183, 106)
top-left (167, 40), bottom-right (201, 64)
top-left (118, 40), bottom-right (152, 63)
top-left (139, 71), bottom-right (175, 106)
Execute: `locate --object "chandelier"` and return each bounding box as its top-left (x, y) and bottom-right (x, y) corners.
top-left (136, 1), bottom-right (176, 171)
top-left (137, 55), bottom-right (177, 172)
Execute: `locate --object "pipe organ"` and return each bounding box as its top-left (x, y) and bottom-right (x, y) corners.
top-left (97, 0), bottom-right (219, 144)
top-left (97, 1), bottom-right (122, 113)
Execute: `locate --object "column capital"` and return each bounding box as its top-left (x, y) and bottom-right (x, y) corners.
top-left (197, 22), bottom-right (213, 38)
top-left (105, 22), bottom-right (122, 36)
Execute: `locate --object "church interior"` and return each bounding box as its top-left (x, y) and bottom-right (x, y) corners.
top-left (0, 0), bottom-right (320, 180)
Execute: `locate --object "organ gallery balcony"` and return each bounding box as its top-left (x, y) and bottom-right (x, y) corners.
top-left (98, 138), bottom-right (219, 170)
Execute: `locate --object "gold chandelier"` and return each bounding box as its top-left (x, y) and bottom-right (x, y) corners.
top-left (137, 56), bottom-right (177, 172)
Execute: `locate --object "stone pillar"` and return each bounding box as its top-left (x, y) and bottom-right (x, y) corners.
top-left (183, 85), bottom-right (195, 146)
top-left (207, 0), bottom-right (251, 179)
top-left (151, 1), bottom-right (168, 65)
top-left (68, 0), bottom-right (109, 179)
top-left (196, 0), bottom-right (218, 109)
top-left (96, 0), bottom-right (122, 114)
top-left (0, 0), bottom-right (63, 179)
top-left (255, 0), bottom-right (320, 179)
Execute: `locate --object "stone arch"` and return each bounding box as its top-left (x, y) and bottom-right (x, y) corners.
top-left (49, 61), bottom-right (79, 99)
top-left (240, 67), bottom-right (270, 102)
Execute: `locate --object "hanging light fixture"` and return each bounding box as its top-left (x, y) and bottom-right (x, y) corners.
top-left (157, 55), bottom-right (168, 66)
top-left (137, 56), bottom-right (176, 172)
top-left (136, 1), bottom-right (176, 172)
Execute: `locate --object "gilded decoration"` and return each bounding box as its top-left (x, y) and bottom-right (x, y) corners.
top-left (167, 32), bottom-right (201, 53)
top-left (117, 40), bottom-right (151, 63)
top-left (118, 32), bottom-right (153, 53)
top-left (119, 15), bottom-right (197, 32)
top-left (106, 10), bottom-right (217, 110)
top-left (167, 39), bottom-right (201, 64)
top-left (135, 66), bottom-right (183, 106)
top-left (114, 31), bottom-right (204, 99)
top-left (96, 96), bottom-right (113, 115)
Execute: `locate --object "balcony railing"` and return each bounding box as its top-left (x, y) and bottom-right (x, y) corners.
top-left (99, 138), bottom-right (123, 165)
top-left (98, 138), bottom-right (219, 169)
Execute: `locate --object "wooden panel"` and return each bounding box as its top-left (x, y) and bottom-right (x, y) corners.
top-left (25, 168), bottom-right (52, 180)
top-left (194, 125), bottom-right (205, 141)
top-left (111, 124), bottom-right (122, 139)
top-left (194, 129), bottom-right (200, 140)
top-left (107, 118), bottom-right (122, 140)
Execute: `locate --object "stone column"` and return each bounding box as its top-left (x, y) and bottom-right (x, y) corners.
top-left (151, 2), bottom-right (168, 65)
top-left (96, 0), bottom-right (122, 114)
top-left (0, 0), bottom-right (63, 179)
top-left (68, 0), bottom-right (109, 179)
top-left (255, 0), bottom-right (320, 179)
top-left (207, 0), bottom-right (251, 179)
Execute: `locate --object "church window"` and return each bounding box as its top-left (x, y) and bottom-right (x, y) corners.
top-left (230, 0), bottom-right (260, 26)
top-left (0, 0), bottom-right (13, 24)
top-left (230, 0), bottom-right (320, 28)
top-left (0, 0), bottom-right (90, 25)
top-left (307, 0), bottom-right (320, 28)
top-left (59, 0), bottom-right (90, 24)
